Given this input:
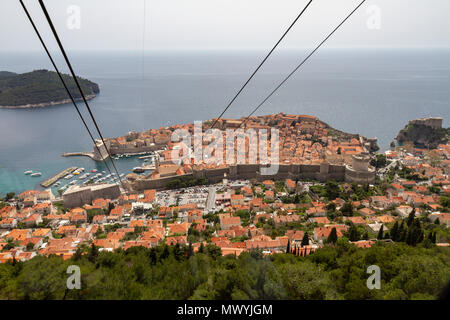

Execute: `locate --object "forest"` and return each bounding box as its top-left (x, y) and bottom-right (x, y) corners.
top-left (0, 69), bottom-right (99, 107)
top-left (0, 241), bottom-right (448, 300)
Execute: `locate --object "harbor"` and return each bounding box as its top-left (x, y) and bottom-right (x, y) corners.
top-left (40, 166), bottom-right (78, 188)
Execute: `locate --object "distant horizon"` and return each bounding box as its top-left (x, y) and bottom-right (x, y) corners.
top-left (2, 45), bottom-right (450, 54)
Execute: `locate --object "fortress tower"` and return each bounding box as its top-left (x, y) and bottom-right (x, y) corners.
top-left (344, 152), bottom-right (375, 184)
top-left (92, 139), bottom-right (111, 161)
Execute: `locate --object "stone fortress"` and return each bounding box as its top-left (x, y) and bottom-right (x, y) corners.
top-left (408, 117), bottom-right (443, 129)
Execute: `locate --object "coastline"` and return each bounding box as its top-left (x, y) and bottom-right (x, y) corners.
top-left (0, 94), bottom-right (97, 109)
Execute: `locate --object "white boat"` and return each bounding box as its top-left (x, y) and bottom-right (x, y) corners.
top-left (31, 172), bottom-right (42, 177)
top-left (65, 174), bottom-right (73, 179)
top-left (24, 170), bottom-right (33, 175)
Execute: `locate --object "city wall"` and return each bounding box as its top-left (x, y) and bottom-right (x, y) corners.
top-left (130, 162), bottom-right (374, 191)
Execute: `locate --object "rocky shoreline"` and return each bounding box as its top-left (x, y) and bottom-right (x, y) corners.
top-left (0, 94), bottom-right (97, 109)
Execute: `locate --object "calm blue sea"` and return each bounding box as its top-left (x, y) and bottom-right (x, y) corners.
top-left (0, 49), bottom-right (449, 195)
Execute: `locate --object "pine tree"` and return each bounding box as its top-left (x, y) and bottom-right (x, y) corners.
top-left (301, 232), bottom-right (309, 247)
top-left (377, 225), bottom-right (384, 240)
top-left (327, 228), bottom-right (338, 244)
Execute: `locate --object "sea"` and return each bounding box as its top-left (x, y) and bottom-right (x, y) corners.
top-left (0, 48), bottom-right (449, 196)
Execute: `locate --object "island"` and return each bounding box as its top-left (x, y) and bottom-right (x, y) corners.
top-left (0, 69), bottom-right (99, 108)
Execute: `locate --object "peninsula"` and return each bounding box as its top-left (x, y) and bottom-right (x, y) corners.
top-left (0, 69), bottom-right (99, 108)
top-left (396, 117), bottom-right (449, 149)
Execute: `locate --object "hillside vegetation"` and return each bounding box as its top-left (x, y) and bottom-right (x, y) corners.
top-left (0, 69), bottom-right (99, 107)
top-left (0, 242), bottom-right (448, 300)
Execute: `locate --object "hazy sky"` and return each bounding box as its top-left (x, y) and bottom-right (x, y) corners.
top-left (1, 0), bottom-right (450, 52)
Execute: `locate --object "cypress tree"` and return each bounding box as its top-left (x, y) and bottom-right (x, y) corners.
top-left (162, 244), bottom-right (170, 259)
top-left (173, 243), bottom-right (182, 260)
top-left (400, 229), bottom-right (407, 242)
top-left (431, 232), bottom-right (437, 243)
top-left (88, 243), bottom-right (99, 263)
top-left (149, 248), bottom-right (157, 265)
top-left (187, 241), bottom-right (194, 258)
top-left (434, 218), bottom-right (440, 225)
top-left (198, 242), bottom-right (204, 254)
top-left (301, 232), bottom-right (309, 247)
top-left (73, 247), bottom-right (82, 261)
top-left (377, 225), bottom-right (384, 240)
top-left (348, 224), bottom-right (359, 242)
top-left (407, 209), bottom-right (415, 227)
top-left (391, 221), bottom-right (399, 242)
top-left (327, 228), bottom-right (338, 244)
top-left (417, 229), bottom-right (424, 244)
top-left (384, 231), bottom-right (390, 240)
top-left (406, 229), bottom-right (413, 245)
top-left (286, 239), bottom-right (291, 254)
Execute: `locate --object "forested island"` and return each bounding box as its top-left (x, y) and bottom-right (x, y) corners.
top-left (0, 70), bottom-right (99, 108)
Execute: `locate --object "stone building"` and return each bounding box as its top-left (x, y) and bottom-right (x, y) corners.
top-left (63, 183), bottom-right (121, 208)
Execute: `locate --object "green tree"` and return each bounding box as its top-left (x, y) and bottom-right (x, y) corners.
top-left (301, 232), bottom-right (309, 247)
top-left (325, 180), bottom-right (340, 200)
top-left (377, 225), bottom-right (384, 240)
top-left (348, 224), bottom-right (359, 242)
top-left (341, 202), bottom-right (354, 217)
top-left (327, 228), bottom-right (338, 244)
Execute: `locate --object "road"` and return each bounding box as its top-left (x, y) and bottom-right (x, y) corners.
top-left (206, 186), bottom-right (216, 212)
